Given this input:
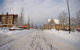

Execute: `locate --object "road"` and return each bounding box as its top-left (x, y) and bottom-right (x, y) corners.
top-left (12, 30), bottom-right (58, 50)
top-left (0, 30), bottom-right (80, 50)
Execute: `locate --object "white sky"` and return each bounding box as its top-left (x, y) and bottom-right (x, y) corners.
top-left (0, 0), bottom-right (80, 27)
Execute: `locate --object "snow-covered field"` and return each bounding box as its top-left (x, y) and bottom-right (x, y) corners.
top-left (0, 29), bottom-right (80, 50)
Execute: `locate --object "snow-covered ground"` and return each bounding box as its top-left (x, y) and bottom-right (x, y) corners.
top-left (0, 29), bottom-right (36, 50)
top-left (0, 29), bottom-right (80, 50)
top-left (44, 29), bottom-right (80, 50)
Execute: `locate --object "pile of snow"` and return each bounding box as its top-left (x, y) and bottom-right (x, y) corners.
top-left (6, 29), bottom-right (36, 35)
top-left (43, 29), bottom-right (80, 50)
top-left (0, 27), bottom-right (9, 34)
top-left (10, 26), bottom-right (21, 29)
top-left (44, 29), bottom-right (80, 45)
top-left (0, 27), bottom-right (9, 31)
top-left (0, 29), bottom-right (36, 47)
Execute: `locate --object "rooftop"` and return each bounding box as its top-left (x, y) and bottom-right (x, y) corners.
top-left (48, 19), bottom-right (59, 24)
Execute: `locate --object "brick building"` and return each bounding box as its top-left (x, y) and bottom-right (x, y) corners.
top-left (0, 13), bottom-right (18, 28)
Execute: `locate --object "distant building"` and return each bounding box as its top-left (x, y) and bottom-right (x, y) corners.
top-left (42, 18), bottom-right (78, 31)
top-left (75, 25), bottom-right (80, 31)
top-left (44, 18), bottom-right (56, 29)
top-left (0, 13), bottom-right (18, 28)
top-left (42, 18), bottom-right (63, 30)
top-left (55, 24), bottom-right (63, 30)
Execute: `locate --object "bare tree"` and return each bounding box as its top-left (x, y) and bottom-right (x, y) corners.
top-left (18, 8), bottom-right (24, 26)
top-left (76, 10), bottom-right (80, 25)
top-left (58, 11), bottom-right (68, 25)
top-left (70, 17), bottom-right (76, 25)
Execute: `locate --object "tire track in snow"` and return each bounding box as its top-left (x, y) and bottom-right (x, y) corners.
top-left (0, 30), bottom-right (36, 50)
top-left (12, 30), bottom-right (58, 50)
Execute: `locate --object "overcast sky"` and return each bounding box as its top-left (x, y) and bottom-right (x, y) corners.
top-left (0, 0), bottom-right (80, 27)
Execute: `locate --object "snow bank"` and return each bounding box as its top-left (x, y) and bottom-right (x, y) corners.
top-left (44, 29), bottom-right (80, 45)
top-left (10, 26), bottom-right (21, 29)
top-left (6, 29), bottom-right (36, 35)
top-left (43, 29), bottom-right (80, 50)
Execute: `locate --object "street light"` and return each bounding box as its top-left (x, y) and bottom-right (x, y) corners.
top-left (67, 0), bottom-right (71, 33)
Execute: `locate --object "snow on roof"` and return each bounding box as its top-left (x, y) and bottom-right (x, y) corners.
top-left (48, 19), bottom-right (59, 24)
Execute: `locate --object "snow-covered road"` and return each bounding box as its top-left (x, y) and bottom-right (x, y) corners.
top-left (0, 30), bottom-right (80, 50)
top-left (12, 30), bottom-right (58, 50)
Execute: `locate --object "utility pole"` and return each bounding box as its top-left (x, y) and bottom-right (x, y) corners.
top-left (6, 12), bottom-right (8, 27)
top-left (67, 0), bottom-right (71, 33)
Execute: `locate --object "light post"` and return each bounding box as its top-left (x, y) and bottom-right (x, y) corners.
top-left (67, 0), bottom-right (71, 33)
